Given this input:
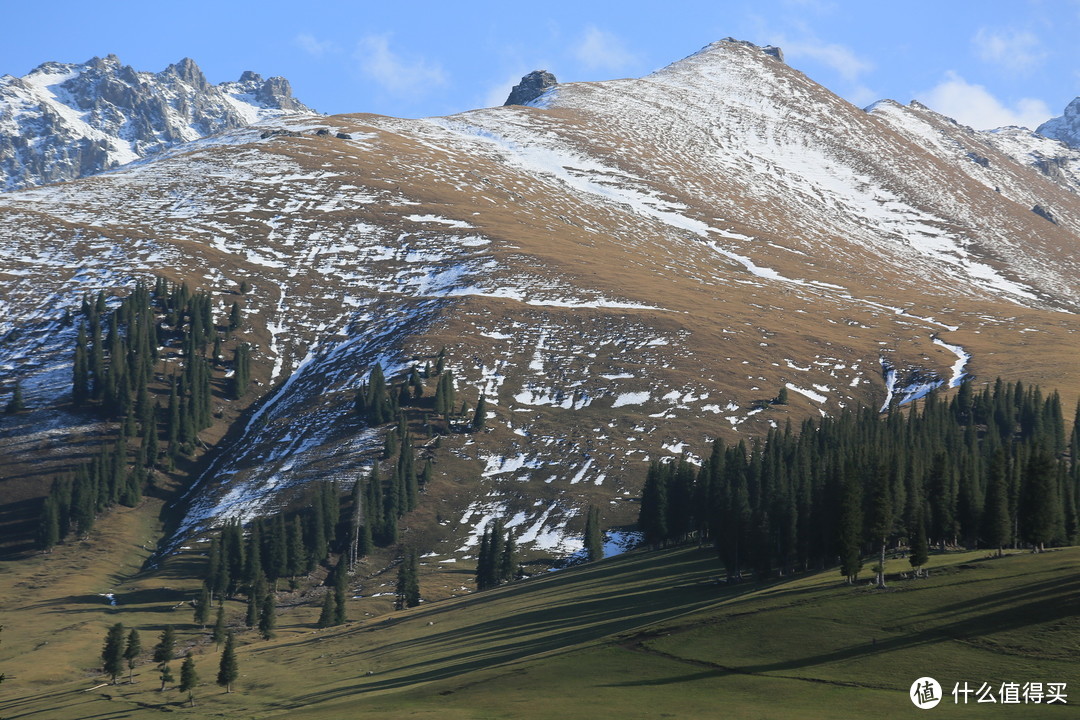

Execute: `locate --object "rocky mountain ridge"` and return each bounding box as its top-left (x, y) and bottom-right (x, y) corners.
top-left (1037, 97), bottom-right (1080, 149)
top-left (0, 54), bottom-right (314, 191)
top-left (1, 39), bottom-right (1079, 561)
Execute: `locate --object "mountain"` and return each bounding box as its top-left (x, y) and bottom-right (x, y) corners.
top-left (0, 54), bottom-right (313, 191)
top-left (2, 39), bottom-right (1079, 560)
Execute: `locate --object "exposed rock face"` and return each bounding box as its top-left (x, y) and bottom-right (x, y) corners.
top-left (0, 55), bottom-right (314, 191)
top-left (1037, 98), bottom-right (1080, 148)
top-left (503, 70), bottom-right (557, 106)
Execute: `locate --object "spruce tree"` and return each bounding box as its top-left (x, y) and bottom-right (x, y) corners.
top-left (152, 625), bottom-right (176, 690)
top-left (473, 394), bottom-right (488, 430)
top-left (395, 549), bottom-right (420, 609)
top-left (217, 631), bottom-right (238, 693)
top-left (159, 662), bottom-right (174, 692)
top-left (983, 450), bottom-right (1012, 557)
top-left (212, 605), bottom-right (227, 649)
top-left (195, 585), bottom-right (211, 627)
top-left (865, 463), bottom-right (893, 588)
top-left (909, 512), bottom-right (930, 578)
top-left (476, 526), bottom-right (491, 590)
top-left (333, 562), bottom-right (348, 625)
top-left (102, 623), bottom-right (125, 684)
top-left (124, 628), bottom-right (141, 683)
top-left (837, 471), bottom-right (863, 584)
top-left (638, 461), bottom-right (668, 548)
top-left (259, 594), bottom-right (276, 640)
top-left (229, 301), bottom-right (242, 332)
top-left (499, 530), bottom-right (517, 583)
top-left (287, 515), bottom-right (306, 578)
top-left (179, 653), bottom-right (199, 707)
top-left (1020, 443), bottom-right (1060, 551)
top-left (317, 590), bottom-right (336, 629)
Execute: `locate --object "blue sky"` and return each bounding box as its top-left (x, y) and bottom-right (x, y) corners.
top-left (4, 1), bottom-right (1079, 129)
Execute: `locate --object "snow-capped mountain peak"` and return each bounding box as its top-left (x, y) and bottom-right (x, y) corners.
top-left (0, 55), bottom-right (315, 191)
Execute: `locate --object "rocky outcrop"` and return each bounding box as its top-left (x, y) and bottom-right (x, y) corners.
top-left (0, 55), bottom-right (314, 191)
top-left (1037, 98), bottom-right (1080, 148)
top-left (504, 70), bottom-right (557, 106)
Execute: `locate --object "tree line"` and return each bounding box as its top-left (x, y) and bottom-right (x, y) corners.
top-left (638, 379), bottom-right (1080, 585)
top-left (34, 278), bottom-right (253, 550)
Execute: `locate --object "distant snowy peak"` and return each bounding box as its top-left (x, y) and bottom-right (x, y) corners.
top-left (1037, 97), bottom-right (1080, 149)
top-left (0, 54), bottom-right (314, 191)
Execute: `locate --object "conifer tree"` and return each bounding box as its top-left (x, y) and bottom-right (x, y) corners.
top-left (245, 524), bottom-right (264, 591)
top-left (638, 461), bottom-right (668, 548)
top-left (259, 594), bottom-right (276, 640)
top-left (333, 561), bottom-right (348, 625)
top-left (317, 590), bottom-right (336, 629)
top-left (229, 301), bottom-right (242, 332)
top-left (473, 394), bottom-right (488, 430)
top-left (287, 515), bottom-right (306, 578)
top-left (195, 585), bottom-right (211, 627)
top-left (409, 366), bottom-right (424, 398)
top-left (476, 526), bottom-right (491, 590)
top-left (395, 549), bottom-right (420, 609)
top-left (217, 631), bottom-right (238, 693)
top-left (983, 450), bottom-right (1012, 557)
top-left (212, 605), bottom-right (227, 649)
top-left (837, 471), bottom-right (863, 584)
top-left (909, 512), bottom-right (930, 578)
top-left (123, 628), bottom-right (141, 684)
top-left (1021, 443), bottom-right (1060, 551)
top-left (102, 623), bottom-right (126, 684)
top-left (179, 653), bottom-right (199, 707)
top-left (246, 574), bottom-right (266, 629)
top-left (865, 462), bottom-right (893, 588)
top-left (159, 662), bottom-right (174, 692)
top-left (153, 625), bottom-right (176, 690)
top-left (231, 343), bottom-right (250, 399)
top-left (499, 530), bottom-right (517, 583)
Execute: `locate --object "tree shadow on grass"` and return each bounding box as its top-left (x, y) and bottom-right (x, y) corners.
top-left (601, 576), bottom-right (1080, 689)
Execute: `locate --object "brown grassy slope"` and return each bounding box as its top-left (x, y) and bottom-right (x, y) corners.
top-left (1, 41), bottom-right (1079, 558)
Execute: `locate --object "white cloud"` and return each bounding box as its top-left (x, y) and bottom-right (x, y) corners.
top-left (294, 33), bottom-right (338, 58)
top-left (845, 85), bottom-right (878, 108)
top-left (354, 35), bottom-right (447, 98)
top-left (916, 71), bottom-right (1052, 130)
top-left (573, 27), bottom-right (637, 72)
top-left (972, 27), bottom-right (1046, 74)
top-left (484, 74), bottom-right (522, 108)
top-left (779, 37), bottom-right (872, 82)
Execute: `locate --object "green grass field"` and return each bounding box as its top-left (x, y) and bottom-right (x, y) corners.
top-left (2, 512), bottom-right (1078, 719)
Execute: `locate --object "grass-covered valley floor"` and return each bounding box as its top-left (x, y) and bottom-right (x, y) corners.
top-left (1, 502), bottom-right (1077, 719)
